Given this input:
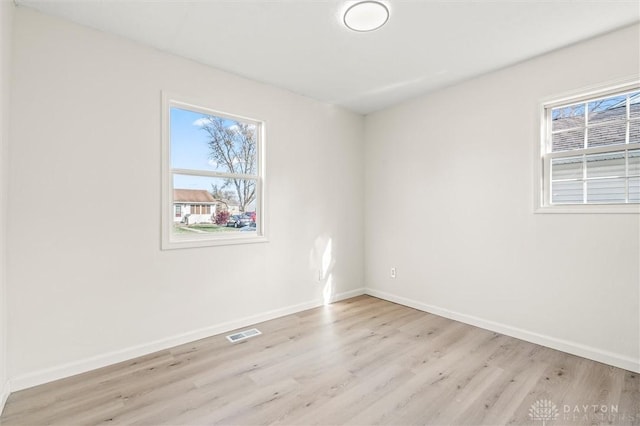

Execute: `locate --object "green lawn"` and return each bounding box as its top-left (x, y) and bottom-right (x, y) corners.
top-left (173, 223), bottom-right (237, 234)
top-left (191, 224), bottom-right (236, 232)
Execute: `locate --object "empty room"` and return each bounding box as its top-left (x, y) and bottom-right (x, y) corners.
top-left (0, 0), bottom-right (638, 425)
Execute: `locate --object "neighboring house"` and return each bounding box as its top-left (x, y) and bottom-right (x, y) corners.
top-left (217, 198), bottom-right (241, 216)
top-left (173, 189), bottom-right (216, 224)
top-left (552, 102), bottom-right (637, 151)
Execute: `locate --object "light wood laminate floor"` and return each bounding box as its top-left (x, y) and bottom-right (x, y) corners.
top-left (1, 295), bottom-right (638, 425)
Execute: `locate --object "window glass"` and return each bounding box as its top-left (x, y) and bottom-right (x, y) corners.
top-left (163, 98), bottom-right (264, 249)
top-left (543, 86), bottom-right (640, 208)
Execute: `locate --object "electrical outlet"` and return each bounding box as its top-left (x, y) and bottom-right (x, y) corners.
top-left (390, 267), bottom-right (396, 278)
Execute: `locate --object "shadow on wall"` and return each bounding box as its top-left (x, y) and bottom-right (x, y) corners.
top-left (310, 235), bottom-right (335, 305)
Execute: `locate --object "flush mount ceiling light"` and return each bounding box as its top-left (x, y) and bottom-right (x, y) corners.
top-left (343, 1), bottom-right (389, 32)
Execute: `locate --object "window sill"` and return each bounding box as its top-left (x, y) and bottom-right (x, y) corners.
top-left (535, 204), bottom-right (640, 214)
top-left (162, 233), bottom-right (268, 250)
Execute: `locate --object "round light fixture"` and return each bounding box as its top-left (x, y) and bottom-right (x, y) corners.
top-left (343, 1), bottom-right (389, 32)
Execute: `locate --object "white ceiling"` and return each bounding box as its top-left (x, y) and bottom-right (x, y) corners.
top-left (15, 0), bottom-right (640, 114)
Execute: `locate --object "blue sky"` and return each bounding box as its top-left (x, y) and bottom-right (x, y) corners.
top-left (171, 108), bottom-right (212, 169)
top-left (171, 107), bottom-right (225, 191)
top-left (552, 91), bottom-right (640, 121)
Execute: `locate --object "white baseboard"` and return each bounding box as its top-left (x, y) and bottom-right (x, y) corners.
top-left (12, 285), bottom-right (634, 393)
top-left (9, 287), bottom-right (366, 392)
top-left (365, 288), bottom-right (640, 374)
top-left (327, 287), bottom-right (365, 304)
top-left (0, 380), bottom-right (9, 415)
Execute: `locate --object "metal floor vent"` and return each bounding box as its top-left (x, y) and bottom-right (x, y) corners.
top-left (226, 328), bottom-right (262, 343)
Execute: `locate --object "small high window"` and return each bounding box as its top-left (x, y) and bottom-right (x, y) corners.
top-left (538, 80), bottom-right (640, 213)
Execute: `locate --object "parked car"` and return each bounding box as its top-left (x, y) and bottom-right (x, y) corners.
top-left (226, 214), bottom-right (251, 228)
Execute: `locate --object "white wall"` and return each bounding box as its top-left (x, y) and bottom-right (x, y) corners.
top-left (0, 0), bottom-right (13, 410)
top-left (8, 7), bottom-right (364, 388)
top-left (365, 24), bottom-right (640, 372)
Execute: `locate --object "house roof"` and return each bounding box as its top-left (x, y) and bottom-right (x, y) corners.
top-left (221, 198), bottom-right (240, 206)
top-left (552, 102), bottom-right (639, 152)
top-left (173, 189), bottom-right (216, 203)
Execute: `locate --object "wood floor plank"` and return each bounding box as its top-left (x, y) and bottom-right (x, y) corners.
top-left (1, 295), bottom-right (638, 425)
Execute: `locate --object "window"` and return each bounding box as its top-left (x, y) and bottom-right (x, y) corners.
top-left (162, 94), bottom-right (266, 249)
top-left (538, 79), bottom-right (640, 213)
top-left (189, 205), bottom-right (212, 215)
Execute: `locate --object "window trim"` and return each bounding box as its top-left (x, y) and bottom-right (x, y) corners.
top-left (161, 92), bottom-right (268, 249)
top-left (535, 77), bottom-right (640, 214)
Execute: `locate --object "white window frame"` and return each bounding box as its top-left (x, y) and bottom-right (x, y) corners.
top-left (535, 77), bottom-right (640, 214)
top-left (161, 92), bottom-right (267, 249)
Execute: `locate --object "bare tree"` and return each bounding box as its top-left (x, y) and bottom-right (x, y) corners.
top-left (200, 117), bottom-right (257, 213)
top-left (210, 183), bottom-right (236, 212)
